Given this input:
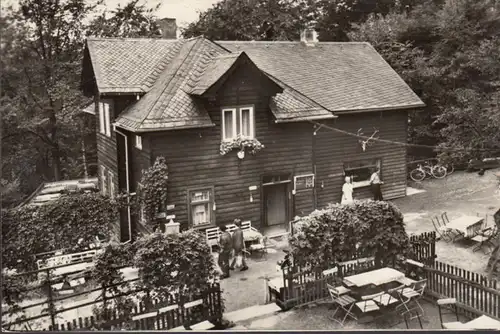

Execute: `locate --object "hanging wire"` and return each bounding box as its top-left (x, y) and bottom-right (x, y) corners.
top-left (309, 120), bottom-right (500, 154)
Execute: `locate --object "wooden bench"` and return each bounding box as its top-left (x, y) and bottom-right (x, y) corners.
top-left (205, 221), bottom-right (254, 252)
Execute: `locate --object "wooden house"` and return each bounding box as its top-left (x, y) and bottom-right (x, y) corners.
top-left (81, 31), bottom-right (424, 241)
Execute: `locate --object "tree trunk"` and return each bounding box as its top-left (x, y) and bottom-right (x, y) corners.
top-left (52, 146), bottom-right (62, 181)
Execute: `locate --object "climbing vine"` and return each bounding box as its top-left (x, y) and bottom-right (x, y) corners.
top-left (138, 157), bottom-right (169, 225)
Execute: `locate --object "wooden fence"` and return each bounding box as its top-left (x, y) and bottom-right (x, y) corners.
top-left (424, 261), bottom-right (500, 320)
top-left (46, 285), bottom-right (223, 331)
top-left (2, 262), bottom-right (223, 331)
top-left (273, 231), bottom-right (437, 310)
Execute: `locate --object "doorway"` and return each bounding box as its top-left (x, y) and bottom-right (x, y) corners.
top-left (264, 183), bottom-right (288, 227)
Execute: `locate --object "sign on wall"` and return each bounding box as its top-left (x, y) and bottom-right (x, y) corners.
top-left (294, 174), bottom-right (315, 192)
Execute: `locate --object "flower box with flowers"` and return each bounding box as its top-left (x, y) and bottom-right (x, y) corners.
top-left (219, 136), bottom-right (265, 157)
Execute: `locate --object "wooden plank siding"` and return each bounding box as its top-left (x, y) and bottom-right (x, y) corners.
top-left (96, 95), bottom-right (138, 240)
top-left (315, 110), bottom-right (410, 207)
top-left (150, 64), bottom-right (316, 230)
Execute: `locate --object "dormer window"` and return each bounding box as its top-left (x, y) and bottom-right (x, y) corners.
top-left (221, 105), bottom-right (255, 141)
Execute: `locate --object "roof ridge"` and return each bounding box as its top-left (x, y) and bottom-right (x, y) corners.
top-left (140, 40), bottom-right (187, 91)
top-left (86, 36), bottom-right (203, 42)
top-left (216, 40), bottom-right (371, 45)
top-left (139, 39), bottom-right (201, 125)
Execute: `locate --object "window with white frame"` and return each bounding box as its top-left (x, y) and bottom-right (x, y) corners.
top-left (98, 99), bottom-right (113, 137)
top-left (100, 166), bottom-right (108, 195)
top-left (188, 188), bottom-right (214, 227)
top-left (108, 170), bottom-right (115, 199)
top-left (343, 159), bottom-right (381, 188)
top-left (135, 135), bottom-right (142, 150)
top-left (221, 106), bottom-right (254, 140)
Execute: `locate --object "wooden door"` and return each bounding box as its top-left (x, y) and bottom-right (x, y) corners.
top-left (265, 184), bottom-right (288, 226)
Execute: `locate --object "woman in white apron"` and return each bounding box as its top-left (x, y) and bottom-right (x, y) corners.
top-left (341, 176), bottom-right (354, 205)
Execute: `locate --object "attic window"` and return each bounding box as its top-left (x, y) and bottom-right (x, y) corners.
top-left (221, 105), bottom-right (255, 141)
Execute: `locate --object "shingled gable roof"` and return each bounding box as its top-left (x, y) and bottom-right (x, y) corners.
top-left (84, 37), bottom-right (185, 94)
top-left (115, 37), bottom-right (228, 132)
top-left (216, 41), bottom-right (425, 113)
top-left (189, 52), bottom-right (282, 96)
top-left (84, 37), bottom-right (424, 132)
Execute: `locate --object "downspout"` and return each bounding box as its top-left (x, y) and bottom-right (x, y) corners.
top-left (113, 125), bottom-right (132, 242)
top-left (312, 124), bottom-right (318, 210)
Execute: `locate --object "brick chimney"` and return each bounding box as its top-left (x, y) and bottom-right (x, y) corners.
top-left (157, 18), bottom-right (177, 39)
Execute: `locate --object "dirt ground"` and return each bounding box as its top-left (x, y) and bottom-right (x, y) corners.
top-left (220, 169), bottom-right (500, 313)
top-left (239, 300), bottom-right (469, 330)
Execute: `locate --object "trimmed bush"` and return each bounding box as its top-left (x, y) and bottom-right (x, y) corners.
top-left (289, 200), bottom-right (411, 268)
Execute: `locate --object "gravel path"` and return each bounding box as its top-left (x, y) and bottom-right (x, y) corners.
top-left (220, 169), bottom-right (500, 312)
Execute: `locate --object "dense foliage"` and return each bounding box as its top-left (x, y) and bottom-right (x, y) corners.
top-left (133, 230), bottom-right (219, 298)
top-left (137, 157), bottom-right (169, 225)
top-left (185, 0), bottom-right (500, 164)
top-left (90, 243), bottom-right (135, 330)
top-left (1, 193), bottom-right (118, 271)
top-left (1, 0), bottom-right (163, 208)
top-left (349, 0), bottom-right (500, 163)
top-left (289, 200), bottom-right (411, 268)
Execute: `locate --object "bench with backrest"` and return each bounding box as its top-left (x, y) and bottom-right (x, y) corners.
top-left (205, 221), bottom-right (255, 252)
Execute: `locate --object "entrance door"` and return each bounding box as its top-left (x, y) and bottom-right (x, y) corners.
top-left (265, 184), bottom-right (288, 226)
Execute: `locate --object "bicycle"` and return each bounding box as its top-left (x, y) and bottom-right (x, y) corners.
top-left (409, 161), bottom-right (447, 182)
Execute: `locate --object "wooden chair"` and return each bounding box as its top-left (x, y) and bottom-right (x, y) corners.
top-left (398, 259), bottom-right (425, 285)
top-left (437, 298), bottom-right (463, 329)
top-left (326, 283), bottom-right (357, 326)
top-left (323, 268), bottom-right (350, 294)
top-left (472, 225), bottom-right (498, 254)
top-left (355, 291), bottom-right (384, 315)
top-left (396, 279), bottom-right (427, 315)
top-left (432, 215), bottom-right (451, 242)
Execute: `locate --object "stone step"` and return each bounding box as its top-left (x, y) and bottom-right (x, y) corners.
top-left (225, 303), bottom-right (282, 323)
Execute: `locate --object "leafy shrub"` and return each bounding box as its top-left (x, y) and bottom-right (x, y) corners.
top-left (133, 230), bottom-right (218, 299)
top-left (289, 200), bottom-right (411, 268)
top-left (2, 193), bottom-right (118, 272)
top-left (90, 243), bottom-right (135, 330)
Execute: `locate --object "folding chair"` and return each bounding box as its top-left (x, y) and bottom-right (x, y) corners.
top-left (432, 216), bottom-right (451, 242)
top-left (437, 298), bottom-right (464, 329)
top-left (326, 283), bottom-right (357, 326)
top-left (396, 279), bottom-right (427, 315)
top-left (472, 225), bottom-right (498, 254)
top-left (355, 291), bottom-right (384, 315)
top-left (398, 259), bottom-right (425, 285)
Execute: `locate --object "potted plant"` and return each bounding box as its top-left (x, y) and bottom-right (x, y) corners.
top-left (219, 135), bottom-right (264, 158)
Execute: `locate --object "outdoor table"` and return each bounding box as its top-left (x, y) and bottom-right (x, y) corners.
top-left (243, 229), bottom-right (262, 242)
top-left (445, 215), bottom-right (484, 239)
top-left (462, 315), bottom-right (500, 329)
top-left (343, 267), bottom-right (406, 288)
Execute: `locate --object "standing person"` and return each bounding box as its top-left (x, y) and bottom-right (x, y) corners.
top-left (370, 167), bottom-right (384, 201)
top-left (341, 176), bottom-right (354, 205)
top-left (229, 219), bottom-right (249, 272)
top-left (218, 225), bottom-right (232, 279)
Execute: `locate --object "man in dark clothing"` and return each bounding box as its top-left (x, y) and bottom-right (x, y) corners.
top-left (218, 225), bottom-right (232, 279)
top-left (369, 167), bottom-right (384, 201)
top-left (229, 219), bottom-right (249, 271)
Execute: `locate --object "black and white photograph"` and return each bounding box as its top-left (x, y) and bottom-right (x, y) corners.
top-left (1, 0), bottom-right (500, 331)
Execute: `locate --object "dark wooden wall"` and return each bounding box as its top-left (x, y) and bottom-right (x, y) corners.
top-left (150, 64), bottom-right (316, 230)
top-left (97, 68), bottom-right (412, 234)
top-left (315, 110), bottom-right (409, 207)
